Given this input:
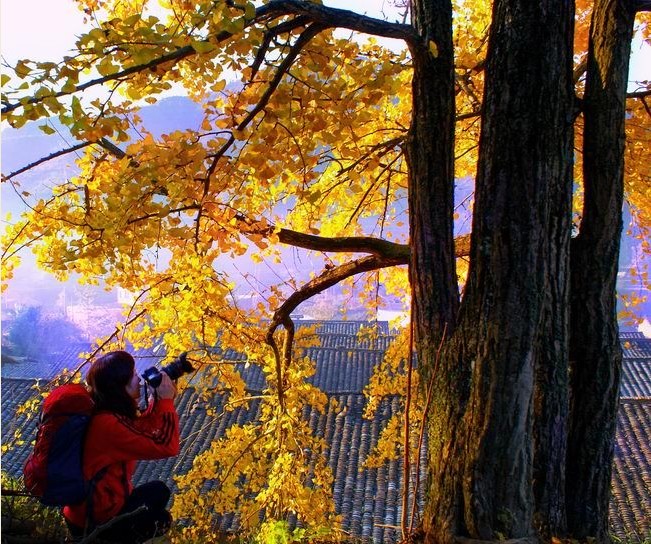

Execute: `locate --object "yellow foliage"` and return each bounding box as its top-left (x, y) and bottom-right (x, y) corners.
top-left (1, 0), bottom-right (649, 539)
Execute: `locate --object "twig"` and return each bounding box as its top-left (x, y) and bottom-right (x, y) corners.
top-left (401, 306), bottom-right (415, 539)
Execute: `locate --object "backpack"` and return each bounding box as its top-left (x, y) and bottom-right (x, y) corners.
top-left (23, 383), bottom-right (95, 506)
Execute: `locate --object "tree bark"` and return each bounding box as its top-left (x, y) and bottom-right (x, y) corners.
top-left (566, 0), bottom-right (635, 539)
top-left (405, 2), bottom-right (463, 539)
top-left (423, 0), bottom-right (574, 539)
top-left (406, 0), bottom-right (459, 344)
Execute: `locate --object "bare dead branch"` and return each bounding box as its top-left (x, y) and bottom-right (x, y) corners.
top-left (1, 137), bottom-right (126, 182)
top-left (2, 142), bottom-right (91, 181)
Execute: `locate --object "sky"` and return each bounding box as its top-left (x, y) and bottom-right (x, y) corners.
top-left (1, 1), bottom-right (648, 80)
top-left (0, 0), bottom-right (405, 64)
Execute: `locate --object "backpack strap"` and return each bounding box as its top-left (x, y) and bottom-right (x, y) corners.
top-left (121, 462), bottom-right (129, 500)
top-left (83, 462), bottom-right (130, 535)
top-left (84, 466), bottom-right (108, 533)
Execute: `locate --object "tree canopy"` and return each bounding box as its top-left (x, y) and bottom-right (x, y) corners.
top-left (1, 0), bottom-right (650, 541)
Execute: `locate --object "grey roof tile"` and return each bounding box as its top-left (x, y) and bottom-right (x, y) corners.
top-left (620, 332), bottom-right (646, 339)
top-left (620, 359), bottom-right (651, 398)
top-left (622, 338), bottom-right (651, 359)
top-left (611, 401), bottom-right (651, 540)
top-left (296, 321), bottom-right (392, 335)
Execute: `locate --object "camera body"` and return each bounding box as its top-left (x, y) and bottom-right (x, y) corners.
top-left (142, 352), bottom-right (194, 388)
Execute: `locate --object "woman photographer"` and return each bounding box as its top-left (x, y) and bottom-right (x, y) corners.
top-left (63, 350), bottom-right (180, 543)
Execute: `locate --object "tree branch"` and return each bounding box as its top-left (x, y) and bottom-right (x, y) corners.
top-left (631, 0), bottom-right (651, 11)
top-left (268, 255), bottom-right (405, 334)
top-left (3, 1), bottom-right (416, 117)
top-left (250, 16), bottom-right (311, 80)
top-left (627, 89), bottom-right (651, 100)
top-left (2, 142), bottom-right (92, 181)
top-left (2, 45), bottom-right (196, 115)
top-left (236, 214), bottom-right (471, 260)
top-left (265, 253), bottom-right (406, 385)
top-left (1, 138), bottom-right (125, 181)
top-left (278, 227), bottom-right (410, 258)
top-left (259, 0), bottom-right (418, 44)
top-left (264, 231), bottom-right (471, 384)
top-left (204, 21), bottom-right (328, 182)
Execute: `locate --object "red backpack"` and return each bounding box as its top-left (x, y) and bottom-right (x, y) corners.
top-left (23, 383), bottom-right (95, 506)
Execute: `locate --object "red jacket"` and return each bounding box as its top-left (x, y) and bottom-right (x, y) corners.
top-left (63, 398), bottom-right (179, 527)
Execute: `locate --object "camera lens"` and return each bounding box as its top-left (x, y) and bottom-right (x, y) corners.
top-left (161, 352), bottom-right (194, 381)
top-left (141, 352), bottom-right (194, 388)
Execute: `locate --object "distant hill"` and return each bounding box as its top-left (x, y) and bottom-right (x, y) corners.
top-left (1, 95), bottom-right (204, 172)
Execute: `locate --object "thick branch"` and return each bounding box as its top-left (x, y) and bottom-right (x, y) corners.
top-left (97, 138), bottom-right (126, 159)
top-left (278, 228), bottom-right (410, 258)
top-left (267, 253), bottom-right (405, 340)
top-left (627, 89), bottom-right (651, 100)
top-left (260, 0), bottom-right (418, 43)
top-left (237, 215), bottom-right (471, 259)
top-left (631, 0), bottom-right (651, 11)
top-left (264, 254), bottom-right (402, 405)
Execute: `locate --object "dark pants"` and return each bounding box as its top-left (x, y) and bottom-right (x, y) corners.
top-left (67, 481), bottom-right (172, 543)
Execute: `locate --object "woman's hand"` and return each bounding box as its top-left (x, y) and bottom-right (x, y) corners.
top-left (156, 372), bottom-right (177, 400)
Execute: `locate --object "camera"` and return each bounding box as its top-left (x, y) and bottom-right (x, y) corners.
top-left (142, 352), bottom-right (194, 388)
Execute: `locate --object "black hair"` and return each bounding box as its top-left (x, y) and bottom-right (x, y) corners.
top-left (87, 350), bottom-right (138, 419)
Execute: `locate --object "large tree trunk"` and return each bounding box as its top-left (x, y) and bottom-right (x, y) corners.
top-left (422, 0), bottom-right (574, 539)
top-left (532, 257), bottom-right (571, 538)
top-left (405, 0), bottom-right (464, 539)
top-left (406, 0), bottom-right (458, 342)
top-left (566, 0), bottom-right (635, 539)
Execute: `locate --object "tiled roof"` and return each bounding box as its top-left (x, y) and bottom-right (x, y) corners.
top-left (620, 359), bottom-right (651, 398)
top-left (622, 338), bottom-right (651, 359)
top-left (610, 400), bottom-right (651, 540)
top-left (620, 332), bottom-right (647, 339)
top-left (0, 343), bottom-right (168, 381)
top-left (296, 320), bottom-right (393, 335)
top-left (311, 333), bottom-right (395, 351)
top-left (1, 323), bottom-right (649, 542)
